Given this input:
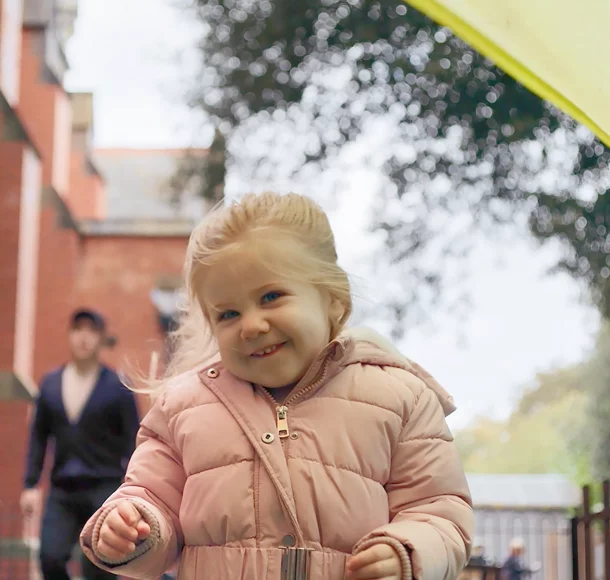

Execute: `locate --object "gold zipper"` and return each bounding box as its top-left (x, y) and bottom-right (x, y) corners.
top-left (284, 358), bottom-right (330, 407)
top-left (276, 406), bottom-right (289, 438)
top-left (258, 357), bottom-right (331, 440)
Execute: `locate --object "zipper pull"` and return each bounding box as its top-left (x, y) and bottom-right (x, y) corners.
top-left (276, 406), bottom-right (289, 438)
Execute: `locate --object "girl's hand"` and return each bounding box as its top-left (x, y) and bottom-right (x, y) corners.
top-left (345, 544), bottom-right (403, 579)
top-left (96, 500), bottom-right (151, 561)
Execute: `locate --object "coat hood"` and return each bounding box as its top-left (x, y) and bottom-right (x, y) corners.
top-left (340, 327), bottom-right (457, 417)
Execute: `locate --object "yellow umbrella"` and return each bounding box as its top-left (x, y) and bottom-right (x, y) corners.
top-left (404, 0), bottom-right (610, 147)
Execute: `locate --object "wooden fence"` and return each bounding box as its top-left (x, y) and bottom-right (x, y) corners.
top-left (571, 480), bottom-right (610, 580)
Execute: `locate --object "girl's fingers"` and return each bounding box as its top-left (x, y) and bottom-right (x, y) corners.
top-left (106, 511), bottom-right (138, 542)
top-left (347, 544), bottom-right (395, 571)
top-left (346, 558), bottom-right (398, 579)
top-left (98, 522), bottom-right (137, 557)
top-left (117, 500), bottom-right (143, 527)
top-left (97, 535), bottom-right (134, 561)
top-left (95, 503), bottom-right (147, 562)
top-left (346, 545), bottom-right (401, 579)
top-left (136, 519), bottom-right (151, 540)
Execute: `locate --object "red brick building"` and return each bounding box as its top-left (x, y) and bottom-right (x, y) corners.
top-left (0, 0), bottom-right (207, 519)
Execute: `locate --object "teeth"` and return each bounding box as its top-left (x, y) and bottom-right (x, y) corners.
top-left (254, 345), bottom-right (279, 356)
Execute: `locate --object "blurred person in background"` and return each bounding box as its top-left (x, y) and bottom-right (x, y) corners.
top-left (20, 309), bottom-right (140, 580)
top-left (501, 538), bottom-right (539, 580)
top-left (468, 540), bottom-right (489, 567)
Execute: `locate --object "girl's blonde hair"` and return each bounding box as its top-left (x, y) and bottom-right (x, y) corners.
top-left (146, 192), bottom-right (352, 394)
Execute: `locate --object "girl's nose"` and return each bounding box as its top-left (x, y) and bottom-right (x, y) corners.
top-left (240, 310), bottom-right (270, 340)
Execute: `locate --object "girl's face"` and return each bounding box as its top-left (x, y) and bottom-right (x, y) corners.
top-left (199, 251), bottom-right (344, 389)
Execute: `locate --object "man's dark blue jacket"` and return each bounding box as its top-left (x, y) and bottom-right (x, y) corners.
top-left (24, 365), bottom-right (140, 489)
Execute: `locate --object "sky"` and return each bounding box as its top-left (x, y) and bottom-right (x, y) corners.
top-left (64, 0), bottom-right (600, 430)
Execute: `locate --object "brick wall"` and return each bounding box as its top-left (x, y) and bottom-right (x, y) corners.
top-left (0, 141), bottom-right (40, 506)
top-left (0, 402), bottom-right (31, 503)
top-left (69, 131), bottom-right (105, 220)
top-left (13, 146), bottom-right (42, 381)
top-left (1, 23), bottom-right (83, 506)
top-left (0, 7), bottom-right (197, 520)
top-left (17, 28), bottom-right (70, 198)
top-left (0, 0), bottom-right (23, 107)
top-left (33, 194), bottom-right (83, 381)
top-left (16, 23), bottom-right (83, 382)
top-left (0, 12), bottom-right (197, 569)
top-left (1, 230), bottom-right (189, 502)
top-left (0, 142), bottom-right (25, 370)
top-left (75, 236), bottom-right (188, 387)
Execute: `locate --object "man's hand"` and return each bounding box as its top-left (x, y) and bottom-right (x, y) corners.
top-left (96, 500), bottom-right (151, 562)
top-left (20, 488), bottom-right (41, 520)
top-left (346, 544), bottom-right (403, 579)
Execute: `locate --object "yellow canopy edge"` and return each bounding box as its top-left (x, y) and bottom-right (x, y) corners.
top-left (404, 0), bottom-right (610, 148)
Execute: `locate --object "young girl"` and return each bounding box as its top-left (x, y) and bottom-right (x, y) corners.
top-left (80, 192), bottom-right (473, 580)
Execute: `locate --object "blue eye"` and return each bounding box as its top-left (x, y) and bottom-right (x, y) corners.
top-left (262, 291), bottom-right (282, 304)
top-left (218, 310), bottom-right (239, 321)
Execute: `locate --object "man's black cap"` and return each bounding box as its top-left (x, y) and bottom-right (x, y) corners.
top-left (70, 308), bottom-right (106, 333)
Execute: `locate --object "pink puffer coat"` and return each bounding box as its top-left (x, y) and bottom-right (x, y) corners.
top-left (80, 329), bottom-right (473, 580)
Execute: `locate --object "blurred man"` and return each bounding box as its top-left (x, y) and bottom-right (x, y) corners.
top-left (501, 538), bottom-right (539, 580)
top-left (468, 540), bottom-right (489, 567)
top-left (21, 309), bottom-right (140, 580)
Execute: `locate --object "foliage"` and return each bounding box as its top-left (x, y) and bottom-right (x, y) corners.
top-left (454, 324), bottom-right (610, 483)
top-left (177, 0), bottom-right (610, 332)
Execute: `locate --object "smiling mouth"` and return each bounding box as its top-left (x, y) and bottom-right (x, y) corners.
top-left (251, 343), bottom-right (286, 358)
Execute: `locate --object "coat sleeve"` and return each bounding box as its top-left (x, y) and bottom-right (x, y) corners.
top-left (354, 370), bottom-right (474, 580)
top-left (118, 383), bottom-right (141, 459)
top-left (23, 381), bottom-right (51, 489)
top-left (80, 394), bottom-right (186, 579)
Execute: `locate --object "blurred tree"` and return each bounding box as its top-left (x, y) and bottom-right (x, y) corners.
top-left (177, 0), bottom-right (610, 334)
top-left (455, 368), bottom-right (590, 481)
top-left (455, 321), bottom-right (610, 481)
top-left (582, 323), bottom-right (610, 480)
top-left (516, 364), bottom-right (586, 416)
